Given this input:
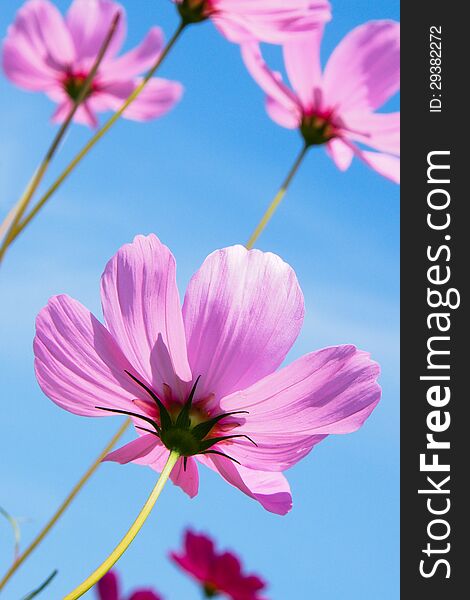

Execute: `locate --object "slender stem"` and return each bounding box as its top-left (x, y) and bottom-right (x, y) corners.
top-left (0, 419), bottom-right (130, 593)
top-left (0, 12), bottom-right (121, 264)
top-left (9, 21), bottom-right (187, 249)
top-left (63, 450), bottom-right (180, 600)
top-left (245, 144), bottom-right (309, 250)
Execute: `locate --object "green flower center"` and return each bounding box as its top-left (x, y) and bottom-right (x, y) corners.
top-left (63, 72), bottom-right (94, 101)
top-left (177, 0), bottom-right (213, 24)
top-left (300, 113), bottom-right (337, 147)
top-left (96, 371), bottom-right (256, 468)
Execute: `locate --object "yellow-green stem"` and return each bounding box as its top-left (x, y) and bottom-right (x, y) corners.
top-left (9, 21), bottom-right (187, 249)
top-left (63, 450), bottom-right (180, 600)
top-left (245, 144), bottom-right (309, 250)
top-left (0, 12), bottom-right (121, 264)
top-left (0, 418), bottom-right (130, 593)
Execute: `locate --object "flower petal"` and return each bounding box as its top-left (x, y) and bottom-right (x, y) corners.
top-left (91, 78), bottom-right (183, 122)
top-left (183, 245), bottom-right (304, 400)
top-left (170, 456), bottom-right (199, 498)
top-left (220, 345), bottom-right (381, 470)
top-left (323, 20), bottom-right (400, 114)
top-left (128, 591), bottom-right (162, 600)
top-left (170, 530), bottom-right (215, 582)
top-left (100, 235), bottom-right (191, 394)
top-left (241, 42), bottom-right (299, 115)
top-left (265, 96), bottom-right (299, 128)
top-left (326, 137), bottom-right (354, 171)
top-left (199, 455), bottom-right (292, 515)
top-left (344, 111), bottom-right (400, 156)
top-left (282, 28), bottom-right (324, 110)
top-left (346, 142), bottom-right (400, 184)
top-left (2, 0), bottom-right (75, 90)
top-left (34, 295), bottom-right (140, 417)
top-left (66, 0), bottom-right (126, 61)
top-left (103, 434), bottom-right (159, 464)
top-left (97, 571), bottom-right (120, 600)
top-left (99, 27), bottom-right (163, 80)
top-left (214, 0), bottom-right (331, 44)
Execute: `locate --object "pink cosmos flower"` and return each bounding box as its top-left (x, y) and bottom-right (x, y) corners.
top-left (34, 234), bottom-right (381, 516)
top-left (2, 0), bottom-right (183, 128)
top-left (174, 0), bottom-right (331, 44)
top-left (170, 530), bottom-right (266, 599)
top-left (242, 21), bottom-right (400, 183)
top-left (96, 570), bottom-right (162, 600)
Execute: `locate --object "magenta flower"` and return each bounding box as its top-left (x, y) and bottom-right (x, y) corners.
top-left (2, 0), bottom-right (183, 127)
top-left (242, 21), bottom-right (400, 182)
top-left (174, 0), bottom-right (331, 44)
top-left (34, 234), bottom-right (380, 515)
top-left (96, 570), bottom-right (162, 600)
top-left (171, 530), bottom-right (267, 599)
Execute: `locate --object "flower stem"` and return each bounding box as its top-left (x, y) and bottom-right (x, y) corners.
top-left (0, 418), bottom-right (130, 593)
top-left (63, 450), bottom-right (180, 600)
top-left (7, 21), bottom-right (187, 252)
top-left (0, 11), bottom-right (121, 264)
top-left (245, 143), bottom-right (309, 250)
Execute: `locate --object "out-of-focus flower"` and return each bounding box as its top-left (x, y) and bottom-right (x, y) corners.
top-left (96, 570), bottom-right (162, 600)
top-left (171, 530), bottom-right (267, 600)
top-left (174, 0), bottom-right (331, 43)
top-left (242, 21), bottom-right (400, 182)
top-left (2, 0), bottom-right (183, 127)
top-left (34, 234), bottom-right (381, 516)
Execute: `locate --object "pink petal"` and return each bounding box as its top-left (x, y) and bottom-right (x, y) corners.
top-left (346, 142), bottom-right (400, 183)
top-left (170, 530), bottom-right (215, 582)
top-left (265, 96), bottom-right (299, 129)
top-left (323, 20), bottom-right (400, 114)
top-left (34, 295), bottom-right (141, 417)
top-left (282, 28), bottom-right (324, 111)
top-left (213, 0), bottom-right (331, 44)
top-left (97, 570), bottom-right (120, 600)
top-left (66, 0), bottom-right (126, 61)
top-left (99, 27), bottom-right (163, 80)
top-left (91, 78), bottom-right (183, 122)
top-left (220, 345), bottom-right (381, 470)
top-left (183, 245), bottom-right (304, 400)
top-left (199, 455), bottom-right (292, 515)
top-left (100, 235), bottom-right (191, 395)
top-left (128, 591), bottom-right (162, 600)
top-left (2, 0), bottom-right (75, 90)
top-left (326, 138), bottom-right (354, 171)
top-left (103, 434), bottom-right (159, 464)
top-left (170, 456), bottom-right (199, 498)
top-left (344, 111), bottom-right (400, 156)
top-left (241, 42), bottom-right (300, 117)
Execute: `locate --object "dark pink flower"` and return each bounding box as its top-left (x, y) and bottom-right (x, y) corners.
top-left (242, 21), bottom-right (400, 182)
top-left (34, 235), bottom-right (381, 516)
top-left (96, 570), bottom-right (162, 600)
top-left (2, 0), bottom-right (183, 127)
top-left (171, 530), bottom-right (267, 599)
top-left (174, 0), bottom-right (331, 44)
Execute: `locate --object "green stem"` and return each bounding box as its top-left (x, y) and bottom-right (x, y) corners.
top-left (63, 450), bottom-right (180, 600)
top-left (245, 144), bottom-right (309, 249)
top-left (0, 11), bottom-right (121, 264)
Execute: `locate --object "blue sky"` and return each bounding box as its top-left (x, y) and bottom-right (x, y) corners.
top-left (0, 1), bottom-right (399, 599)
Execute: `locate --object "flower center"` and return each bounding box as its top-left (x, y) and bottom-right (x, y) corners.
top-left (300, 112), bottom-right (337, 147)
top-left (203, 582), bottom-right (219, 597)
top-left (63, 71), bottom-right (95, 101)
top-left (177, 0), bottom-right (214, 24)
top-left (96, 371), bottom-right (256, 467)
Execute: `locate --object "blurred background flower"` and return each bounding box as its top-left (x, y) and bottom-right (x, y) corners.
top-left (3, 0), bottom-right (183, 127)
top-left (171, 530), bottom-right (267, 599)
top-left (96, 570), bottom-right (162, 600)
